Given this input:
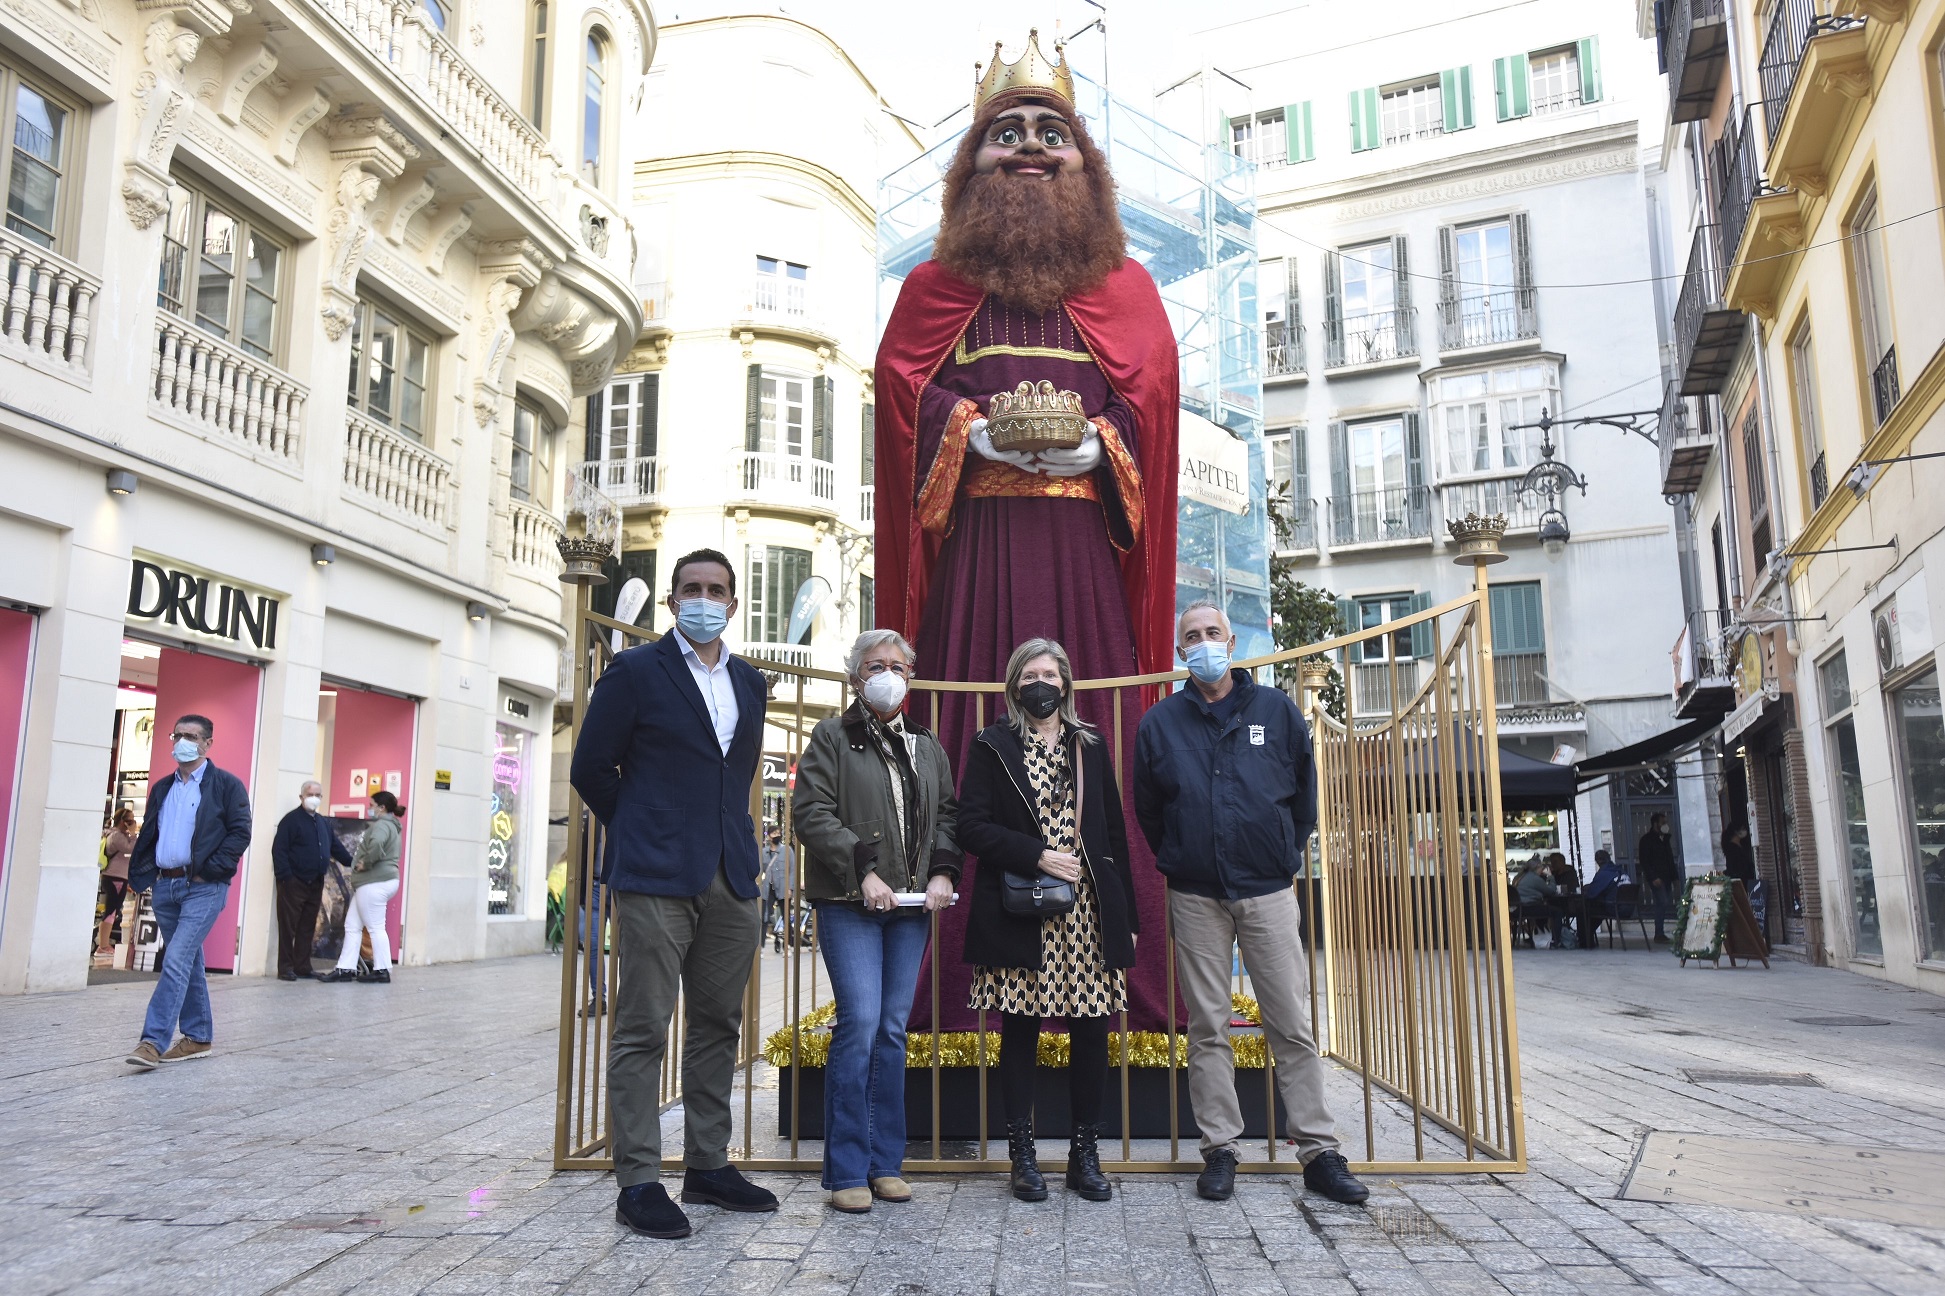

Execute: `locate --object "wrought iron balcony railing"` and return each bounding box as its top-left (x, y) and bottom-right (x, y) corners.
top-left (1759, 0), bottom-right (1864, 133)
top-left (1265, 319), bottom-right (1306, 376)
top-left (1872, 346), bottom-right (1901, 426)
top-left (1666, 0), bottom-right (1730, 124)
top-left (1324, 308), bottom-right (1417, 369)
top-left (1437, 291), bottom-right (1537, 351)
top-left (1327, 485), bottom-right (1432, 546)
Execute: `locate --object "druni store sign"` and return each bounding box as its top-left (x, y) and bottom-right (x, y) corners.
top-left (127, 556), bottom-right (282, 652)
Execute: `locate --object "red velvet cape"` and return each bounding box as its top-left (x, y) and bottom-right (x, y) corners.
top-left (874, 258), bottom-right (1180, 678)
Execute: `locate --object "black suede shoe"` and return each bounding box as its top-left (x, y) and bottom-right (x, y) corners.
top-left (1005, 1118), bottom-right (1047, 1202)
top-left (1196, 1147), bottom-right (1238, 1201)
top-left (615, 1183), bottom-right (691, 1238)
top-left (1302, 1150), bottom-right (1370, 1206)
top-left (680, 1165), bottom-right (778, 1213)
top-left (1065, 1123), bottom-right (1112, 1202)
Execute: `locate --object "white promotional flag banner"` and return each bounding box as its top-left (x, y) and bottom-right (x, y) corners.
top-left (1177, 407), bottom-right (1251, 515)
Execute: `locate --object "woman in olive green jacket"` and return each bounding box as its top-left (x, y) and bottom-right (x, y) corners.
top-left (792, 629), bottom-right (961, 1214)
top-left (320, 790), bottom-right (403, 983)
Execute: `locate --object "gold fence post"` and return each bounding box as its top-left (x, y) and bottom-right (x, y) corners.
top-left (553, 527), bottom-right (612, 1169)
top-left (1449, 513), bottom-right (1526, 1169)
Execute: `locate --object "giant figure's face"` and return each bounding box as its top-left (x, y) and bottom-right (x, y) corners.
top-left (932, 95), bottom-right (1126, 314)
top-left (972, 103), bottom-right (1085, 181)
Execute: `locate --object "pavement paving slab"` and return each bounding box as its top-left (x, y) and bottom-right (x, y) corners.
top-left (4, 945), bottom-right (1944, 1294)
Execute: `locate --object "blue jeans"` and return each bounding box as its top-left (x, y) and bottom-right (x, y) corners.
top-left (815, 901), bottom-right (929, 1190)
top-left (582, 878), bottom-right (606, 1001)
top-left (142, 876), bottom-right (229, 1048)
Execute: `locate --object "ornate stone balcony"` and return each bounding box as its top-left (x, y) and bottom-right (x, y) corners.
top-left (509, 500), bottom-right (566, 577)
top-left (151, 317), bottom-right (306, 464)
top-left (342, 407), bottom-right (450, 528)
top-left (1, 231), bottom-right (95, 378)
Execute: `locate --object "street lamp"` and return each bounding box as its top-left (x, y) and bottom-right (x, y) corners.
top-left (1518, 409), bottom-right (1587, 557)
top-left (1538, 509), bottom-right (1571, 557)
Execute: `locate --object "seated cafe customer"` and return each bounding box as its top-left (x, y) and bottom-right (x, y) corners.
top-left (1515, 857), bottom-right (1564, 947)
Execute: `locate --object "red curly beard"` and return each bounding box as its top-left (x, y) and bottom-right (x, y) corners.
top-left (932, 100), bottom-right (1127, 314)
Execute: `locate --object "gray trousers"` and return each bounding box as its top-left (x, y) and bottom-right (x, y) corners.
top-left (609, 865), bottom-right (760, 1188)
top-left (1169, 886), bottom-right (1341, 1164)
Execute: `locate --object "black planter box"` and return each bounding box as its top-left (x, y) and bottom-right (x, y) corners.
top-left (777, 1064), bottom-right (1287, 1141)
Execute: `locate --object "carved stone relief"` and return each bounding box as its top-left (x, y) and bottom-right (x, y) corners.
top-left (318, 113), bottom-right (417, 340)
top-left (123, 16), bottom-right (205, 228)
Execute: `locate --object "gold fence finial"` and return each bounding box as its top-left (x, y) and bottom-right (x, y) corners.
top-left (1448, 513), bottom-right (1510, 567)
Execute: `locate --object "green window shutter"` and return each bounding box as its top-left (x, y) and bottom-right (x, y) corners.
top-left (1490, 582), bottom-right (1546, 655)
top-left (1578, 36), bottom-right (1603, 104)
top-left (1494, 54), bottom-right (1530, 121)
top-left (811, 375), bottom-right (833, 462)
top-left (1408, 590), bottom-right (1435, 659)
top-left (861, 401), bottom-right (875, 484)
top-left (1285, 102), bottom-right (1315, 163)
top-left (1327, 420), bottom-right (1351, 544)
top-left (584, 393), bottom-right (602, 462)
top-left (1349, 87), bottom-right (1380, 152)
top-left (745, 364), bottom-right (763, 452)
top-left (1336, 596), bottom-right (1364, 665)
top-left (1440, 67), bottom-right (1474, 132)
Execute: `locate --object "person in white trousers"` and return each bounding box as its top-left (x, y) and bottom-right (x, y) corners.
top-left (319, 790), bottom-right (403, 983)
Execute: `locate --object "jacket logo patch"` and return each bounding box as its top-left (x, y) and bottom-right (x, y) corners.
top-left (1249, 724), bottom-right (1265, 746)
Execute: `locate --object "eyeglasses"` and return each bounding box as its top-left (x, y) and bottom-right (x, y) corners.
top-left (860, 661), bottom-right (912, 678)
top-left (169, 731), bottom-right (205, 743)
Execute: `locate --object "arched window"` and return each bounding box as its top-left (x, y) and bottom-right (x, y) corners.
top-left (524, 1), bottom-right (549, 128)
top-left (420, 0), bottom-right (449, 31)
top-left (582, 30), bottom-right (608, 186)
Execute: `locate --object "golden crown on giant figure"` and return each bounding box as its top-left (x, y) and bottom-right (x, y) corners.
top-left (974, 28), bottom-right (1076, 112)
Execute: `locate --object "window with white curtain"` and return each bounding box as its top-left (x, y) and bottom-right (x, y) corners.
top-left (1433, 362), bottom-right (1557, 477)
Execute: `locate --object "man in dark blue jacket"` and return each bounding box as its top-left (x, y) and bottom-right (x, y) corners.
top-left (570, 549), bottom-right (777, 1239)
top-left (271, 780), bottom-right (352, 980)
top-left (1133, 602), bottom-right (1367, 1207)
top-left (125, 713), bottom-right (252, 1071)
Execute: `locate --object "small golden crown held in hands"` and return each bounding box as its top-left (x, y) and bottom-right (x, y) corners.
top-left (987, 380), bottom-right (1089, 453)
top-left (973, 29), bottom-right (1076, 112)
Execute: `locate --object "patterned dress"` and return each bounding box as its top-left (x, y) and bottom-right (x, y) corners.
top-left (968, 730), bottom-right (1126, 1018)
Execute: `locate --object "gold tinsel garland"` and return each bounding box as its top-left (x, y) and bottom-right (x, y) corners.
top-left (763, 993), bottom-right (1270, 1070)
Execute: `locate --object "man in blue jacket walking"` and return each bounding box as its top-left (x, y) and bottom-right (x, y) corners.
top-left (1133, 602), bottom-right (1367, 1207)
top-left (570, 549), bottom-right (778, 1239)
top-left (125, 713), bottom-right (252, 1070)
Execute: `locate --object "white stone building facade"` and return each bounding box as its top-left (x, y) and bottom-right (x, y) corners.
top-left (1183, 0), bottom-right (1706, 877)
top-left (0, 0), bottom-right (654, 991)
top-left (567, 13), bottom-right (918, 824)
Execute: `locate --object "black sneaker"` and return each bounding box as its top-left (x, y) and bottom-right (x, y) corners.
top-left (680, 1165), bottom-right (778, 1213)
top-left (615, 1183), bottom-right (691, 1239)
top-left (1302, 1150), bottom-right (1369, 1206)
top-left (1196, 1147), bottom-right (1238, 1201)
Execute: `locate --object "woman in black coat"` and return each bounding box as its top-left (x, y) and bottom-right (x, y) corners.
top-left (958, 638), bottom-right (1139, 1204)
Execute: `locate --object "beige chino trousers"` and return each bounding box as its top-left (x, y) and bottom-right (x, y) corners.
top-left (1169, 885), bottom-right (1341, 1164)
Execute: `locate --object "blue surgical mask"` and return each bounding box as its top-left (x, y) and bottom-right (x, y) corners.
top-left (1184, 641), bottom-right (1231, 684)
top-left (172, 737), bottom-right (202, 764)
top-left (675, 597), bottom-right (731, 644)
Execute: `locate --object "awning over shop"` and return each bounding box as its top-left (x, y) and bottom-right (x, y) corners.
top-left (1398, 736), bottom-right (1580, 811)
top-left (1575, 715), bottom-right (1720, 779)
top-left (1497, 747), bottom-right (1580, 811)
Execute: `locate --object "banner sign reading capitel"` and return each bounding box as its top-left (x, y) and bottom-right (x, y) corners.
top-left (1178, 408), bottom-right (1251, 515)
top-left (126, 554), bottom-right (281, 652)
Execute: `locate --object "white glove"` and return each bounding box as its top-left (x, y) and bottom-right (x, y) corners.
top-left (1034, 426), bottom-right (1102, 478)
top-left (968, 418), bottom-right (1041, 470)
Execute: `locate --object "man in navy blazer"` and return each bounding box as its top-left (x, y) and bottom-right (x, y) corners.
top-left (570, 548), bottom-right (778, 1239)
top-left (124, 713), bottom-right (252, 1071)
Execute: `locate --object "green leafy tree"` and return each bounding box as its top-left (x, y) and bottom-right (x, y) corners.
top-left (1267, 487), bottom-right (1345, 721)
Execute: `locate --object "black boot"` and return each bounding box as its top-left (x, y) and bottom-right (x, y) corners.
top-left (1006, 1118), bottom-right (1047, 1202)
top-left (1065, 1123), bottom-right (1112, 1201)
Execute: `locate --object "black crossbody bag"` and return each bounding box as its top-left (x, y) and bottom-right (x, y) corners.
top-left (1000, 737), bottom-right (1080, 918)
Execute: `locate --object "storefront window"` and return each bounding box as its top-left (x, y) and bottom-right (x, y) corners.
top-left (1819, 652), bottom-right (1879, 958)
top-left (489, 720), bottom-right (532, 916)
top-left (1892, 668), bottom-right (1944, 961)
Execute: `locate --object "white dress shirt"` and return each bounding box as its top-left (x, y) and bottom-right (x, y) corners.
top-left (673, 624), bottom-right (740, 758)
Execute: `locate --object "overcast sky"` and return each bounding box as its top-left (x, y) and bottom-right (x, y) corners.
top-left (661, 0), bottom-right (1227, 145)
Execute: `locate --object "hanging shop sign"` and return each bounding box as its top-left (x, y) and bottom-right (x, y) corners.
top-left (1178, 408), bottom-right (1251, 515)
top-left (126, 554), bottom-right (282, 653)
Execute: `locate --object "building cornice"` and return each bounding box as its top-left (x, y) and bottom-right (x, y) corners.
top-left (1261, 120), bottom-right (1642, 223)
top-left (633, 150), bottom-right (877, 232)
top-left (659, 13), bottom-right (923, 152)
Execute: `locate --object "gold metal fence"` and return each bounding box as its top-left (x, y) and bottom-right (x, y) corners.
top-left (553, 564), bottom-right (1524, 1176)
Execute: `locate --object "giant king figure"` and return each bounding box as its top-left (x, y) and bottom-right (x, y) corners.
top-left (874, 32), bottom-right (1179, 1030)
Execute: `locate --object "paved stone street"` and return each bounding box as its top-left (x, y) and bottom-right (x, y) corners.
top-left (3, 945), bottom-right (1943, 1296)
